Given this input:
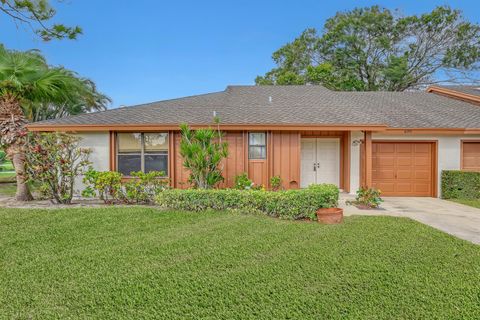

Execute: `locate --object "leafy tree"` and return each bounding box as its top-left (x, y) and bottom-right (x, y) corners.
top-left (25, 132), bottom-right (91, 204)
top-left (179, 123), bottom-right (228, 189)
top-left (256, 6), bottom-right (480, 90)
top-left (0, 0), bottom-right (81, 41)
top-left (0, 46), bottom-right (109, 201)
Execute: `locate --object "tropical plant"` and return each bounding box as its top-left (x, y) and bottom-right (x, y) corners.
top-left (0, 45), bottom-right (109, 201)
top-left (25, 132), bottom-right (91, 204)
top-left (256, 6), bottom-right (480, 90)
top-left (179, 123), bottom-right (229, 189)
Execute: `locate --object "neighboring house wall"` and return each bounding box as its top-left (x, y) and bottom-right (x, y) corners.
top-left (75, 132), bottom-right (110, 194)
top-left (370, 133), bottom-right (480, 197)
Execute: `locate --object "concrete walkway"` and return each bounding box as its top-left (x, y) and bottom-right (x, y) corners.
top-left (340, 194), bottom-right (480, 245)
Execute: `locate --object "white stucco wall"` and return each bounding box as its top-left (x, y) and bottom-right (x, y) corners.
top-left (74, 132), bottom-right (110, 195)
top-left (349, 132), bottom-right (480, 197)
top-left (349, 131), bottom-right (364, 193)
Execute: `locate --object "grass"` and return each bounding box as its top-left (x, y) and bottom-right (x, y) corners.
top-left (450, 198), bottom-right (480, 209)
top-left (0, 208), bottom-right (479, 319)
top-left (0, 171), bottom-right (15, 183)
top-left (0, 183), bottom-right (16, 197)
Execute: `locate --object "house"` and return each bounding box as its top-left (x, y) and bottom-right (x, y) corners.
top-left (28, 85), bottom-right (480, 197)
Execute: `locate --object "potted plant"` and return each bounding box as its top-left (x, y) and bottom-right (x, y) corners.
top-left (316, 207), bottom-right (344, 224)
top-left (346, 187), bottom-right (383, 209)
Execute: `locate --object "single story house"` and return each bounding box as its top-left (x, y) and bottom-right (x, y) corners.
top-left (28, 85), bottom-right (480, 197)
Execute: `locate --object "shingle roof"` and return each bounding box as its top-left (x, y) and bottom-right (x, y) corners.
top-left (435, 85), bottom-right (480, 97)
top-left (32, 85), bottom-right (480, 129)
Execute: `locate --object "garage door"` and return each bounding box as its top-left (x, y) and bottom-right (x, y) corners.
top-left (462, 142), bottom-right (480, 171)
top-left (372, 142), bottom-right (435, 196)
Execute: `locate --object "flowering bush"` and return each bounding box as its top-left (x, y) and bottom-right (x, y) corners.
top-left (347, 187), bottom-right (383, 208)
top-left (25, 132), bottom-right (91, 204)
top-left (82, 169), bottom-right (169, 204)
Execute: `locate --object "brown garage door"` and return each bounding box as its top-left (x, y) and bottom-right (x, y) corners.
top-left (372, 142), bottom-right (435, 197)
top-left (462, 142), bottom-right (480, 171)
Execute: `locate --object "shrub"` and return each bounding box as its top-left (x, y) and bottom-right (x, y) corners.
top-left (347, 187), bottom-right (383, 208)
top-left (270, 175), bottom-right (283, 191)
top-left (25, 132), bottom-right (92, 204)
top-left (82, 169), bottom-right (123, 204)
top-left (441, 170), bottom-right (480, 199)
top-left (156, 184), bottom-right (339, 220)
top-left (124, 171), bottom-right (169, 204)
top-left (234, 172), bottom-right (253, 190)
top-left (82, 169), bottom-right (169, 204)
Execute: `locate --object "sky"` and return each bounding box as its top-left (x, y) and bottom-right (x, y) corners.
top-left (2, 0), bottom-right (479, 108)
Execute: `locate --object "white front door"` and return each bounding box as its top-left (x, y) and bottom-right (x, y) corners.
top-left (300, 138), bottom-right (340, 188)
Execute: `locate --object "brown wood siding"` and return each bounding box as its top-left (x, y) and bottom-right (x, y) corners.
top-left (271, 131), bottom-right (301, 189)
top-left (248, 160), bottom-right (268, 187)
top-left (219, 131), bottom-right (246, 188)
top-left (174, 133), bottom-right (190, 188)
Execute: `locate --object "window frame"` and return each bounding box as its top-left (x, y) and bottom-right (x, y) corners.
top-left (116, 132), bottom-right (169, 177)
top-left (248, 132), bottom-right (267, 160)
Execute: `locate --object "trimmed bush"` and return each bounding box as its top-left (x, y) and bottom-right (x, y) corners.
top-left (441, 170), bottom-right (480, 199)
top-left (156, 184), bottom-right (339, 220)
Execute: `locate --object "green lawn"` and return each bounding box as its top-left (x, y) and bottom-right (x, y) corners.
top-left (0, 171), bottom-right (15, 183)
top-left (0, 208), bottom-right (479, 319)
top-left (0, 183), bottom-right (16, 197)
top-left (450, 198), bottom-right (480, 209)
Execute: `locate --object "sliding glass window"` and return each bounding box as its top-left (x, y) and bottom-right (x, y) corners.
top-left (117, 133), bottom-right (168, 176)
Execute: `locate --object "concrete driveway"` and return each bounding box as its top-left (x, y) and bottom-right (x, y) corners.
top-left (340, 195), bottom-right (480, 245)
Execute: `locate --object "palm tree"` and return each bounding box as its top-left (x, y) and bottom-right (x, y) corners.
top-left (0, 46), bottom-right (110, 201)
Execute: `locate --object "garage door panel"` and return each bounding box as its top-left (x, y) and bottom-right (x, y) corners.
top-left (372, 142), bottom-right (434, 197)
top-left (397, 157), bottom-right (412, 166)
top-left (376, 143), bottom-right (395, 153)
top-left (414, 144), bottom-right (431, 153)
top-left (373, 182), bottom-right (395, 193)
top-left (373, 169), bottom-right (395, 180)
top-left (374, 156), bottom-right (395, 166)
top-left (415, 170), bottom-right (431, 180)
top-left (396, 170), bottom-right (413, 179)
top-left (414, 156), bottom-right (430, 166)
top-left (396, 144), bottom-right (413, 153)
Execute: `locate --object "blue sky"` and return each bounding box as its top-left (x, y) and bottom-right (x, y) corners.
top-left (2, 0), bottom-right (479, 108)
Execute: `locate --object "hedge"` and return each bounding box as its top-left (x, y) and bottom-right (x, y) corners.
top-left (441, 170), bottom-right (480, 199)
top-left (156, 184), bottom-right (339, 220)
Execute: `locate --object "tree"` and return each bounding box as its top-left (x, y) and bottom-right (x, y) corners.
top-left (0, 46), bottom-right (109, 201)
top-left (256, 6), bottom-right (480, 91)
top-left (25, 132), bottom-right (91, 204)
top-left (1, 0), bottom-right (81, 41)
top-left (179, 123), bottom-right (228, 189)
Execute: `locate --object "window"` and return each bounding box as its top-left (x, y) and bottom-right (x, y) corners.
top-left (117, 133), bottom-right (168, 176)
top-left (249, 132), bottom-right (266, 159)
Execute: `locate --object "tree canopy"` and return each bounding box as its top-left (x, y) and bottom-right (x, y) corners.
top-left (256, 6), bottom-right (480, 91)
top-left (0, 45), bottom-right (109, 201)
top-left (0, 0), bottom-right (81, 41)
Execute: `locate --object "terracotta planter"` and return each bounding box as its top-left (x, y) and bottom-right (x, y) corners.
top-left (316, 208), bottom-right (343, 224)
